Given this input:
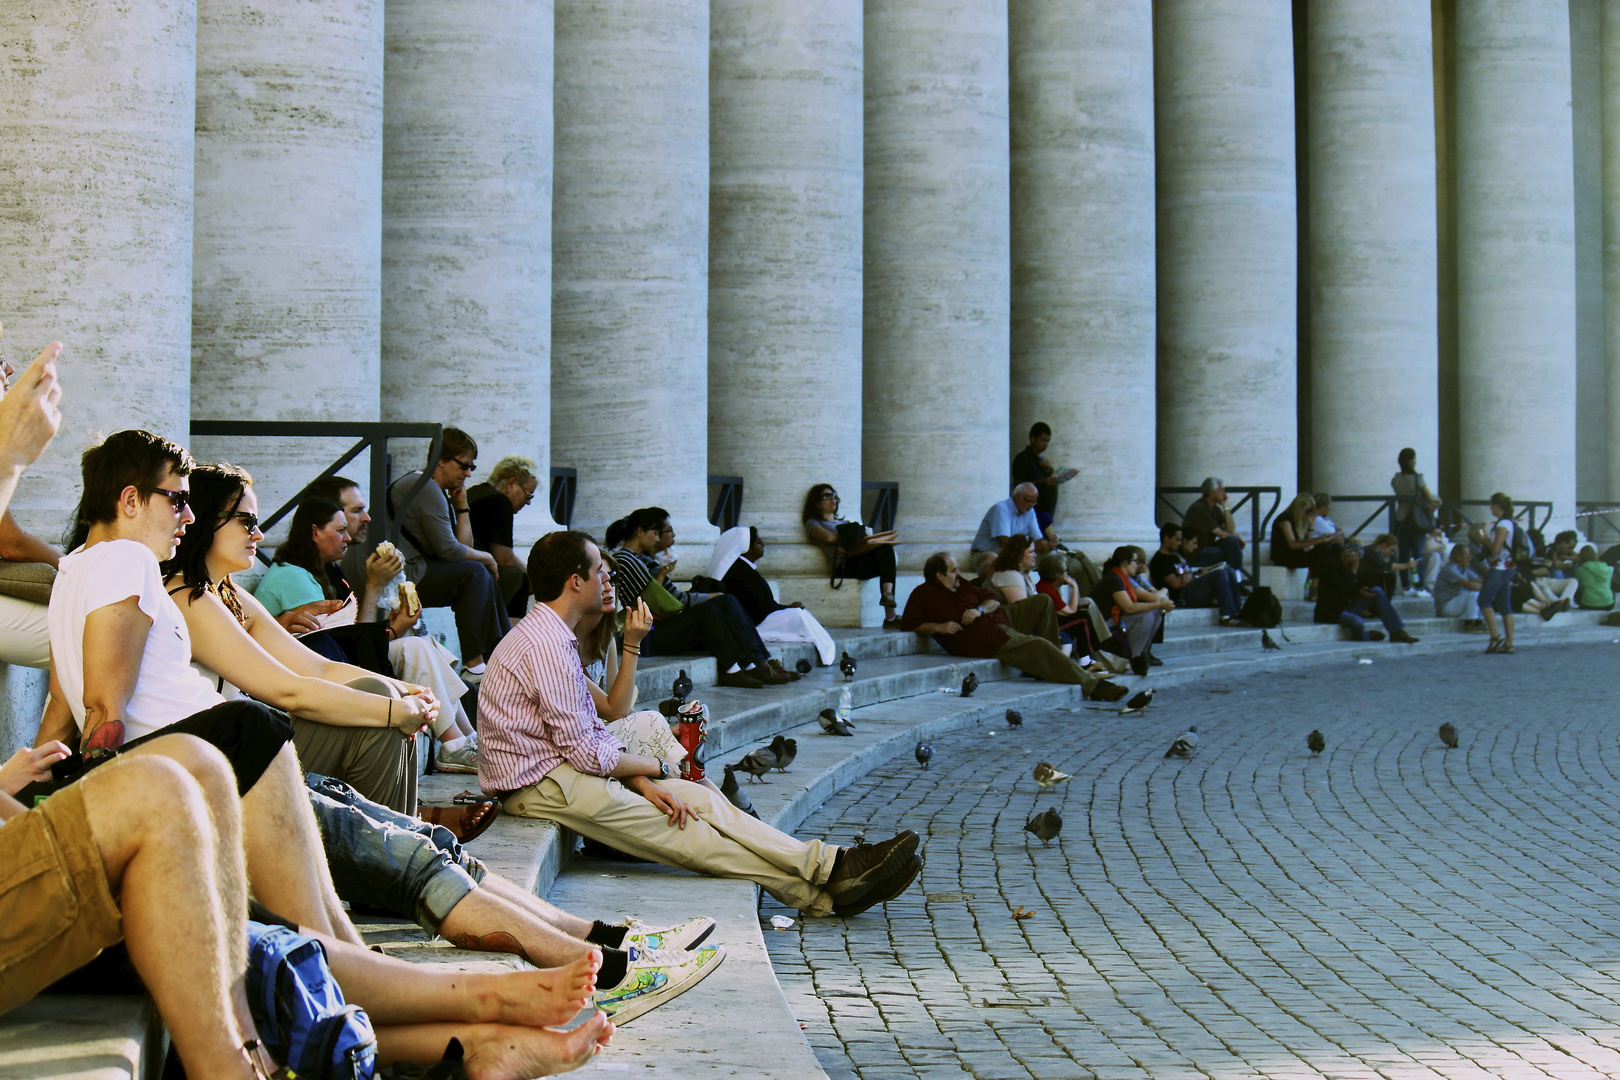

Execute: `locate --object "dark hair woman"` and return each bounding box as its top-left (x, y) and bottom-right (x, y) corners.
top-left (802, 483), bottom-right (901, 627)
top-left (1090, 545), bottom-right (1172, 677)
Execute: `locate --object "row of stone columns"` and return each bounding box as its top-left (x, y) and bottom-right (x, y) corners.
top-left (0, 0), bottom-right (1598, 556)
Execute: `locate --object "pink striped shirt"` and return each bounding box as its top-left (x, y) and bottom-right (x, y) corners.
top-left (477, 603), bottom-right (623, 795)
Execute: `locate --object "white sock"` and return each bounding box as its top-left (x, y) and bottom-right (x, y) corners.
top-left (441, 734), bottom-right (471, 754)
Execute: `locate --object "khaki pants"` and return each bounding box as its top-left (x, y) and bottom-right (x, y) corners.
top-left (505, 763), bottom-right (839, 915)
top-left (291, 717), bottom-right (418, 816)
top-left (993, 595), bottom-right (1099, 690)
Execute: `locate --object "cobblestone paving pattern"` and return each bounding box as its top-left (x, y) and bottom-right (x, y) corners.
top-left (763, 644), bottom-right (1620, 1080)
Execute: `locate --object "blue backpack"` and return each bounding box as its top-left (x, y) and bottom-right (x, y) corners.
top-left (246, 921), bottom-right (377, 1080)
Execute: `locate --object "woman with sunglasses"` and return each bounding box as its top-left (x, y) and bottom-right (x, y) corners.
top-left (159, 464), bottom-right (438, 813)
top-left (801, 483), bottom-right (901, 628)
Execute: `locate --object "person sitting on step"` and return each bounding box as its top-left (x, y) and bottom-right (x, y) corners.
top-left (705, 525), bottom-right (836, 667)
top-left (1313, 542), bottom-right (1419, 644)
top-left (465, 455), bottom-right (541, 619)
top-left (480, 531), bottom-right (923, 923)
top-left (1092, 546), bottom-right (1172, 677)
top-left (803, 483), bottom-right (901, 627)
top-left (1180, 477), bottom-right (1247, 575)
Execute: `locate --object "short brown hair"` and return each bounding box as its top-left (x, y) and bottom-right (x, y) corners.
top-left (439, 427), bottom-right (477, 464)
top-left (70, 430), bottom-right (193, 549)
top-left (528, 530), bottom-right (596, 602)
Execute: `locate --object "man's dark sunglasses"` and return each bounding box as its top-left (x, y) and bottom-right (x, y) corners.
top-left (221, 510), bottom-right (259, 533)
top-left (141, 486), bottom-right (190, 514)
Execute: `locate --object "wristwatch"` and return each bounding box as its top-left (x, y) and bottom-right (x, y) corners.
top-left (656, 759), bottom-right (669, 780)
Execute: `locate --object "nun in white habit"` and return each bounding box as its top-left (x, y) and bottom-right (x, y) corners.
top-left (705, 526), bottom-right (837, 666)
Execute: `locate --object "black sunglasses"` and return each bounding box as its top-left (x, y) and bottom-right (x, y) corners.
top-left (452, 457), bottom-right (477, 472)
top-left (221, 510), bottom-right (259, 534)
top-left (141, 486), bottom-right (190, 514)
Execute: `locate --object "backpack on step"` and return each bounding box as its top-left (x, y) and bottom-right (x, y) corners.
top-left (1238, 585), bottom-right (1282, 629)
top-left (246, 921), bottom-right (377, 1080)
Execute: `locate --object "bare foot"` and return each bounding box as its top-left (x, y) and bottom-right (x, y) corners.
top-left (461, 1012), bottom-right (614, 1079)
top-left (486, 951), bottom-right (600, 1028)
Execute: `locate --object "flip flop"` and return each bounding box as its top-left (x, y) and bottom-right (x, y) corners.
top-left (420, 793), bottom-right (500, 842)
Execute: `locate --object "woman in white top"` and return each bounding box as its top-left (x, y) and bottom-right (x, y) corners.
top-left (1479, 492), bottom-right (1518, 654)
top-left (989, 534), bottom-right (1037, 602)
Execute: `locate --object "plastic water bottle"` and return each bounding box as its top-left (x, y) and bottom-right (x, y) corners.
top-left (838, 685), bottom-right (852, 722)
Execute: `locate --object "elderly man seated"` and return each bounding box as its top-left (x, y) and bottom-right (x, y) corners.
top-left (900, 552), bottom-right (1129, 701)
top-left (1180, 476), bottom-right (1247, 574)
top-left (480, 531), bottom-right (922, 923)
top-left (970, 482), bottom-right (1054, 556)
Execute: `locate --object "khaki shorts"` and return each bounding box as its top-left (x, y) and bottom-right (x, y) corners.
top-left (0, 782), bottom-right (122, 1014)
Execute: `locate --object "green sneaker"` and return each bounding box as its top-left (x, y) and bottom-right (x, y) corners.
top-left (623, 915), bottom-right (716, 953)
top-left (595, 944), bottom-right (725, 1026)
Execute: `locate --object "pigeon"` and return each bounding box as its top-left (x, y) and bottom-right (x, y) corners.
top-left (768, 735), bottom-right (798, 772)
top-left (1005, 709), bottom-right (1023, 729)
top-left (671, 668), bottom-right (694, 701)
top-left (839, 652), bottom-right (858, 681)
top-left (1438, 722), bottom-right (1459, 749)
top-left (656, 696), bottom-right (684, 718)
top-left (795, 658), bottom-right (813, 675)
top-left (960, 672), bottom-right (979, 698)
top-left (1023, 807), bottom-right (1062, 847)
top-left (1262, 630), bottom-right (1281, 651)
top-left (1032, 762), bottom-right (1071, 790)
top-left (1307, 729), bottom-right (1325, 756)
top-left (1120, 687), bottom-right (1154, 715)
top-left (817, 707), bottom-right (855, 737)
top-left (733, 746), bottom-right (777, 783)
top-left (915, 741), bottom-right (934, 769)
top-left (1164, 725), bottom-right (1199, 759)
top-left (720, 765), bottom-right (761, 819)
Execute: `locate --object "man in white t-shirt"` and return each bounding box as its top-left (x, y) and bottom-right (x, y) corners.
top-left (36, 430), bottom-right (363, 944)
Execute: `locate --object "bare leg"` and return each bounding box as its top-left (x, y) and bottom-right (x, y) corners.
top-left (373, 1013), bottom-right (612, 1079)
top-left (240, 744), bottom-right (364, 946)
top-left (310, 930), bottom-right (599, 1029)
top-left (1502, 610), bottom-right (1515, 648)
top-left (440, 886), bottom-right (595, 969)
top-left (1482, 606), bottom-right (1500, 640)
top-left (478, 874), bottom-right (594, 940)
top-left (81, 751), bottom-right (257, 1080)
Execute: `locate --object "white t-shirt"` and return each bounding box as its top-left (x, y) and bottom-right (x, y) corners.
top-left (1488, 518), bottom-right (1517, 571)
top-left (48, 539), bottom-right (224, 740)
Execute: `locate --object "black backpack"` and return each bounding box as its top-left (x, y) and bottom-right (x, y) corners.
top-left (1238, 585), bottom-right (1282, 629)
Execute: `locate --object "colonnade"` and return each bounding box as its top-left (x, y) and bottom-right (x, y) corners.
top-left (0, 0), bottom-right (1603, 566)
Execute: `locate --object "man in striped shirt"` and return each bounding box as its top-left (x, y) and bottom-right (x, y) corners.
top-left (479, 531), bottom-right (921, 920)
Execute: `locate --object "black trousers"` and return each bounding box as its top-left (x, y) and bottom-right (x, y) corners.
top-left (643, 595), bottom-right (771, 671)
top-left (839, 544), bottom-right (897, 586)
top-left (416, 558), bottom-right (511, 662)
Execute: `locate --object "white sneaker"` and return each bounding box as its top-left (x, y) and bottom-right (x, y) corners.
top-left (624, 915), bottom-right (716, 953)
top-left (595, 943), bottom-right (725, 1025)
top-left (434, 745), bottom-right (479, 774)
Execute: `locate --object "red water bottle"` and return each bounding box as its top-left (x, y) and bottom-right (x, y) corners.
top-left (673, 700), bottom-right (709, 781)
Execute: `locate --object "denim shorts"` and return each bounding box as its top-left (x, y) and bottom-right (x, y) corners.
top-left (1479, 567), bottom-right (1515, 614)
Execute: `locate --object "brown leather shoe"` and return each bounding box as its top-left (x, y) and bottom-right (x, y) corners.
top-left (834, 853), bottom-right (922, 917)
top-left (826, 831), bottom-right (919, 898)
top-left (717, 670), bottom-right (766, 689)
top-left (1086, 680), bottom-right (1129, 702)
top-left (766, 659), bottom-right (801, 682)
top-left (752, 664), bottom-right (793, 685)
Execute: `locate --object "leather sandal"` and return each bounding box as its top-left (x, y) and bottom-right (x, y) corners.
top-left (420, 793), bottom-right (500, 842)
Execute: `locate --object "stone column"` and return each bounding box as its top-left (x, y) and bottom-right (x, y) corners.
top-left (191, 0), bottom-right (384, 516)
top-left (0, 0), bottom-right (195, 534)
top-left (1603, 0), bottom-right (1620, 500)
top-left (1306, 1), bottom-right (1438, 497)
top-left (864, 0), bottom-right (1011, 562)
top-left (708, 0), bottom-right (862, 574)
top-left (551, 0), bottom-right (714, 546)
top-left (382, 0), bottom-right (558, 543)
top-left (1455, 0), bottom-right (1576, 517)
top-left (1154, 2), bottom-right (1298, 500)
top-left (1572, 0), bottom-right (1605, 503)
top-left (1009, 0), bottom-right (1156, 548)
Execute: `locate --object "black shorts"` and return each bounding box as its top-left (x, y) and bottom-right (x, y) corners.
top-left (18, 699), bottom-right (294, 804)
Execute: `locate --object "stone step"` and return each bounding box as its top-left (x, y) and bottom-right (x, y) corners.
top-left (0, 995), bottom-right (164, 1080)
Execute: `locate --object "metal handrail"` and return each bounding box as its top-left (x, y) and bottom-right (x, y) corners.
top-left (708, 474), bottom-right (744, 531)
top-left (1439, 499), bottom-right (1553, 536)
top-left (189, 421), bottom-right (443, 565)
top-left (549, 467), bottom-right (577, 529)
top-left (1155, 486), bottom-right (1282, 581)
top-left (862, 481), bottom-right (898, 534)
top-left (1575, 501), bottom-right (1620, 545)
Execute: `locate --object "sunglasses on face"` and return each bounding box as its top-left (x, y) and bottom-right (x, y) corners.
top-left (142, 486), bottom-right (190, 514)
top-left (453, 457), bottom-right (477, 472)
top-left (221, 510), bottom-right (259, 533)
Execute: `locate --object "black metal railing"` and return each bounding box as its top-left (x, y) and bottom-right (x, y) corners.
top-left (549, 467), bottom-right (577, 528)
top-left (1312, 495), bottom-right (1553, 543)
top-left (1155, 486), bottom-right (1282, 581)
top-left (1577, 501), bottom-right (1620, 546)
top-left (708, 474), bottom-right (743, 531)
top-left (1439, 499), bottom-right (1553, 537)
top-left (189, 421), bottom-right (443, 565)
top-left (862, 481), bottom-right (898, 534)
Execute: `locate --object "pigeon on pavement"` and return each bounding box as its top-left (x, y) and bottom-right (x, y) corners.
top-left (817, 708), bottom-right (855, 737)
top-left (795, 658), bottom-right (813, 675)
top-left (1438, 722), bottom-right (1459, 749)
top-left (1262, 630), bottom-right (1281, 651)
top-left (1005, 709), bottom-right (1023, 729)
top-left (721, 765), bottom-right (761, 819)
top-left (961, 672), bottom-right (979, 698)
top-left (769, 735), bottom-right (798, 772)
top-left (1024, 807), bottom-right (1062, 847)
top-left (1164, 726), bottom-right (1199, 759)
top-left (1307, 729), bottom-right (1325, 756)
top-left (915, 741), bottom-right (934, 769)
top-left (733, 747), bottom-right (777, 783)
top-left (1120, 688), bottom-right (1154, 715)
top-left (1032, 762), bottom-right (1071, 790)
top-left (672, 669), bottom-right (694, 701)
top-left (839, 652), bottom-right (858, 681)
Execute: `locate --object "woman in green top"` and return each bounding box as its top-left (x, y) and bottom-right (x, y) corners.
top-left (255, 498), bottom-right (482, 773)
top-left (1573, 546), bottom-right (1615, 610)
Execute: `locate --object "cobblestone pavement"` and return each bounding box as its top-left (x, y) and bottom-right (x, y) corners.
top-left (764, 643), bottom-right (1620, 1080)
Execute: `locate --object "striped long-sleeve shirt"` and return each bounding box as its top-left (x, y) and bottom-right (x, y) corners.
top-left (476, 603), bottom-right (624, 795)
